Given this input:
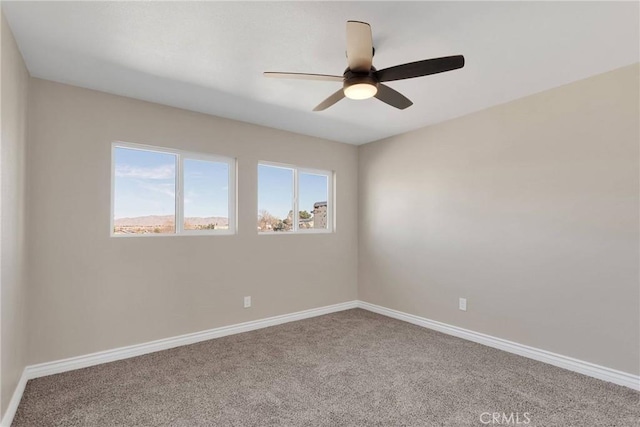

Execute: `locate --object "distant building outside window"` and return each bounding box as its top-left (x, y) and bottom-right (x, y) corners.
top-left (258, 163), bottom-right (333, 233)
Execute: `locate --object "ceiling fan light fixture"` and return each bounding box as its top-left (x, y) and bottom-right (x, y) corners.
top-left (344, 82), bottom-right (378, 100)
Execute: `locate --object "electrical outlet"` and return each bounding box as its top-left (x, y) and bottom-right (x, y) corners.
top-left (459, 298), bottom-right (467, 311)
top-left (244, 296), bottom-right (251, 308)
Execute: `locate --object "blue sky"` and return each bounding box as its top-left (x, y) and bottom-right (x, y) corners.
top-left (184, 159), bottom-right (229, 218)
top-left (114, 148), bottom-right (327, 220)
top-left (114, 147), bottom-right (228, 219)
top-left (258, 165), bottom-right (328, 219)
top-left (298, 172), bottom-right (328, 216)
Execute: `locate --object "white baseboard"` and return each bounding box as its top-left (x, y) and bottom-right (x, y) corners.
top-left (3, 299), bottom-right (637, 426)
top-left (357, 300), bottom-right (640, 391)
top-left (0, 300), bottom-right (357, 427)
top-left (1, 370), bottom-right (28, 427)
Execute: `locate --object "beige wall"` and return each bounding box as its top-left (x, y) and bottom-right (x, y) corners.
top-left (358, 64), bottom-right (640, 375)
top-left (27, 79), bottom-right (358, 365)
top-left (1, 13), bottom-right (29, 416)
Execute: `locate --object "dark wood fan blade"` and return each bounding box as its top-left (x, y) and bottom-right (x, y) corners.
top-left (313, 89), bottom-right (345, 111)
top-left (346, 21), bottom-right (373, 72)
top-left (375, 55), bottom-right (465, 82)
top-left (374, 84), bottom-right (413, 110)
top-left (263, 72), bottom-right (343, 82)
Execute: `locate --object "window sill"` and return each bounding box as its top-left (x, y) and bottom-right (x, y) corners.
top-left (257, 230), bottom-right (333, 235)
top-left (111, 230), bottom-right (236, 238)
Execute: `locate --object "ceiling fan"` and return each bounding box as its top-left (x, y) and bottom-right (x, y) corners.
top-left (264, 21), bottom-right (465, 111)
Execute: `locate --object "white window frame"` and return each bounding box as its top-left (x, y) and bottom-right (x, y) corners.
top-left (111, 141), bottom-right (236, 237)
top-left (257, 161), bottom-right (334, 235)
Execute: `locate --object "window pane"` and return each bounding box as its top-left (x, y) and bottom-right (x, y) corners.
top-left (183, 159), bottom-right (229, 231)
top-left (258, 164), bottom-right (294, 232)
top-left (299, 172), bottom-right (329, 230)
top-left (113, 147), bottom-right (176, 234)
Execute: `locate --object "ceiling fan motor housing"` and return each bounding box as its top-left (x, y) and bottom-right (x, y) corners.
top-left (343, 68), bottom-right (379, 99)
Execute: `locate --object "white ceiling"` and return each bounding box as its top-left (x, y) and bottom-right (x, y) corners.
top-left (3, 1), bottom-right (639, 145)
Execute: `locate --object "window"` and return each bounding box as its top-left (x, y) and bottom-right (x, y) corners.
top-left (112, 142), bottom-right (235, 236)
top-left (257, 162), bottom-right (333, 233)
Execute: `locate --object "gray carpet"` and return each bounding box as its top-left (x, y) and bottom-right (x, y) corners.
top-left (13, 309), bottom-right (640, 426)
